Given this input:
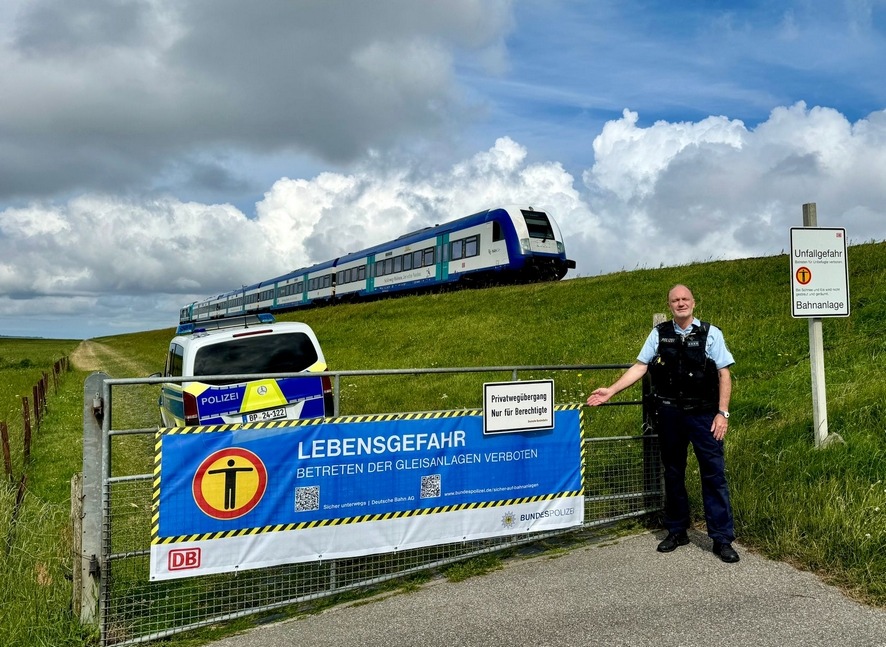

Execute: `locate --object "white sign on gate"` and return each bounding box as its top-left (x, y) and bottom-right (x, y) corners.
top-left (790, 227), bottom-right (850, 318)
top-left (483, 380), bottom-right (554, 434)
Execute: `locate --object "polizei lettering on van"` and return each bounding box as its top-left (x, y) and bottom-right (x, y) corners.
top-left (199, 392), bottom-right (239, 405)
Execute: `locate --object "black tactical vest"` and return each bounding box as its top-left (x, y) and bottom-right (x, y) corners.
top-left (648, 321), bottom-right (720, 410)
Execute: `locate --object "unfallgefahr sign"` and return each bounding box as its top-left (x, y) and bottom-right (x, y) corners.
top-left (790, 227), bottom-right (850, 318)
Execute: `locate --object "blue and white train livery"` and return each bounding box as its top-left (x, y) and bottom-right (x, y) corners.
top-left (180, 205), bottom-right (575, 324)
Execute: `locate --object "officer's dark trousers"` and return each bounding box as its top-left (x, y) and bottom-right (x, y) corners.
top-left (657, 405), bottom-right (735, 543)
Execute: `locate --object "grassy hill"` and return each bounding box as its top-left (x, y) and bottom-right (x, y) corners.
top-left (2, 241), bottom-right (884, 646)
top-left (111, 243), bottom-right (886, 605)
top-left (100, 241), bottom-right (885, 603)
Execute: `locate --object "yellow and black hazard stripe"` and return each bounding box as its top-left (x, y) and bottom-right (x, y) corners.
top-left (152, 489), bottom-right (584, 545)
top-left (152, 404), bottom-right (586, 544)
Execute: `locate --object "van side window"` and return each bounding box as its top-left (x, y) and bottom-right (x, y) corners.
top-left (166, 343), bottom-right (184, 377)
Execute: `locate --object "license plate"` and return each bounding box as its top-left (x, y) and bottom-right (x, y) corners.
top-left (243, 407), bottom-right (287, 423)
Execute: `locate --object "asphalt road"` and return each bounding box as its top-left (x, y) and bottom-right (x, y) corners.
top-left (208, 529), bottom-right (886, 647)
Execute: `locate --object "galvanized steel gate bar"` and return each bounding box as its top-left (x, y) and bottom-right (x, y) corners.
top-left (87, 365), bottom-right (662, 646)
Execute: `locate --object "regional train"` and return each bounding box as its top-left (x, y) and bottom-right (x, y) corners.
top-left (179, 205), bottom-right (575, 324)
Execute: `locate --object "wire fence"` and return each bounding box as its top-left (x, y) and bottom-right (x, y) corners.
top-left (80, 365), bottom-right (662, 646)
top-left (1, 356), bottom-right (70, 483)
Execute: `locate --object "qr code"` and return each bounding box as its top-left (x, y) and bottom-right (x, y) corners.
top-left (295, 486), bottom-right (320, 512)
top-left (420, 474), bottom-right (441, 499)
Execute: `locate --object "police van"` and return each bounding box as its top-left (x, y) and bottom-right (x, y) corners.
top-left (159, 314), bottom-right (333, 427)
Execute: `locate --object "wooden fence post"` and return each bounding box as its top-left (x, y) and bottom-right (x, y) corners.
top-left (33, 385), bottom-right (41, 429)
top-left (0, 422), bottom-right (11, 481)
top-left (21, 397), bottom-right (32, 462)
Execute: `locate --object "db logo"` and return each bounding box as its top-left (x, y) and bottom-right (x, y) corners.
top-left (168, 547), bottom-right (201, 571)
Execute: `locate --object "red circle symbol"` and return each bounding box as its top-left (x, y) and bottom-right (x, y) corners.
top-left (192, 448), bottom-right (267, 520)
top-left (795, 266), bottom-right (812, 285)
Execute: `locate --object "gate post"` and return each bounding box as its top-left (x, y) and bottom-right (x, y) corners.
top-left (642, 313), bottom-right (666, 513)
top-left (641, 372), bottom-right (662, 513)
top-left (74, 372), bottom-right (108, 625)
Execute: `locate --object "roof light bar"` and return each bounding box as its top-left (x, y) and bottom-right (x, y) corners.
top-left (175, 313), bottom-right (276, 335)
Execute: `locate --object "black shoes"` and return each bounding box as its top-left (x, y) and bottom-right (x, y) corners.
top-left (713, 541), bottom-right (740, 563)
top-left (656, 531), bottom-right (690, 552)
top-left (657, 532), bottom-right (740, 563)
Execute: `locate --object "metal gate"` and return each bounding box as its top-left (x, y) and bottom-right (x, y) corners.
top-left (77, 365), bottom-right (662, 646)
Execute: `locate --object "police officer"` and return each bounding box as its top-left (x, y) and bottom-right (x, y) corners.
top-left (586, 284), bottom-right (739, 563)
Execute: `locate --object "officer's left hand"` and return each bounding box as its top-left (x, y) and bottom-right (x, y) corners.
top-left (711, 415), bottom-right (728, 441)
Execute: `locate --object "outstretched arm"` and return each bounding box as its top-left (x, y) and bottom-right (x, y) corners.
top-left (586, 362), bottom-right (649, 406)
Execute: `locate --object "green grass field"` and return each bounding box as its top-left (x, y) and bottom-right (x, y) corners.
top-left (2, 241), bottom-right (885, 646)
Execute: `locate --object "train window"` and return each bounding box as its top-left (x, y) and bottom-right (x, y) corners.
top-left (492, 221), bottom-right (503, 242)
top-left (413, 250), bottom-right (423, 268)
top-left (394, 256), bottom-right (402, 273)
top-left (384, 258), bottom-right (394, 275)
top-left (357, 265), bottom-right (366, 280)
top-left (465, 235), bottom-right (479, 258)
top-left (451, 239), bottom-right (464, 260)
top-left (403, 253), bottom-right (412, 271)
top-left (323, 274), bottom-right (332, 289)
top-left (521, 209), bottom-right (556, 240)
top-left (423, 247), bottom-right (435, 266)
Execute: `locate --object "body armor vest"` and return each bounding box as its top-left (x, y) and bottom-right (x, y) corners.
top-left (648, 321), bottom-right (719, 410)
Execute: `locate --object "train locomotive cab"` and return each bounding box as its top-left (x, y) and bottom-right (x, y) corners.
top-left (497, 206), bottom-right (576, 281)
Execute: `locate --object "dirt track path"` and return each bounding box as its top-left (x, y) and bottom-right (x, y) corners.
top-left (69, 340), bottom-right (150, 376)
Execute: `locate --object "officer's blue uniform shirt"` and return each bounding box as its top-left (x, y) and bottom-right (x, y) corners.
top-left (637, 318), bottom-right (735, 369)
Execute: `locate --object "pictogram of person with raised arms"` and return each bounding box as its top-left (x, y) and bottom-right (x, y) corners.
top-left (208, 459), bottom-right (255, 510)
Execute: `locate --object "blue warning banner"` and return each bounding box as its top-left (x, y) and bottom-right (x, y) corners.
top-left (151, 408), bottom-right (583, 579)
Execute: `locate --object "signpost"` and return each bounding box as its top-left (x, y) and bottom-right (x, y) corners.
top-left (790, 203), bottom-right (849, 447)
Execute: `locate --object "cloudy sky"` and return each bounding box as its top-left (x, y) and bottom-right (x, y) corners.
top-left (1, 0), bottom-right (884, 339)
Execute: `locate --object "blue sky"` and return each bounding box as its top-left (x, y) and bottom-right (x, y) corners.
top-left (0, 0), bottom-right (884, 339)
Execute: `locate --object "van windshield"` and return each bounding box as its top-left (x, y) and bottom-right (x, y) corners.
top-left (193, 332), bottom-right (319, 377)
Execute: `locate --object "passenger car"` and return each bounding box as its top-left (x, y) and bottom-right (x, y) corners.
top-left (159, 314), bottom-right (333, 427)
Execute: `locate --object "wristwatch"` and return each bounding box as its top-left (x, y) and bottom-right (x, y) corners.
top-left (718, 410), bottom-right (730, 419)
